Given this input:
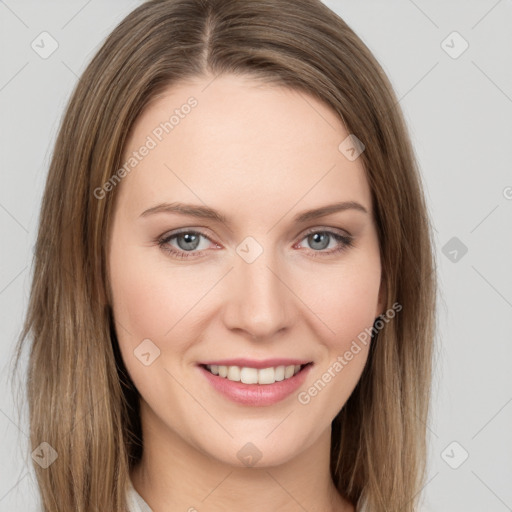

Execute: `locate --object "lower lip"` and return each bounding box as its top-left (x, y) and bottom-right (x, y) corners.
top-left (198, 364), bottom-right (313, 407)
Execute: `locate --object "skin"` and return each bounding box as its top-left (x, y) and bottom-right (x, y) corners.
top-left (108, 73), bottom-right (385, 512)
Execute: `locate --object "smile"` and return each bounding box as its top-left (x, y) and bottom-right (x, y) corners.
top-left (203, 363), bottom-right (310, 385)
top-left (197, 362), bottom-right (314, 406)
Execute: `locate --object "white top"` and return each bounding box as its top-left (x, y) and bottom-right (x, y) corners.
top-left (126, 479), bottom-right (153, 512)
top-left (126, 478), bottom-right (368, 512)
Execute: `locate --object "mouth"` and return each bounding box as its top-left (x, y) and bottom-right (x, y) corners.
top-left (199, 362), bottom-right (313, 385)
top-left (197, 360), bottom-right (314, 406)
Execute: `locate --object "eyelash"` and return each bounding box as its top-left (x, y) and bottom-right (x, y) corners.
top-left (156, 228), bottom-right (354, 260)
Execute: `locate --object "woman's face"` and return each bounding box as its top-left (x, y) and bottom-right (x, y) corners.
top-left (108, 74), bottom-right (384, 467)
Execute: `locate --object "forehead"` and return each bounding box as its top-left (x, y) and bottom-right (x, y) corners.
top-left (116, 74), bottom-right (372, 223)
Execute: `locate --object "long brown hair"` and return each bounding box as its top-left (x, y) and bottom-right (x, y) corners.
top-left (11, 0), bottom-right (437, 510)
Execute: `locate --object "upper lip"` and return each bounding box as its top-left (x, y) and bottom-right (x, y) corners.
top-left (198, 358), bottom-right (313, 369)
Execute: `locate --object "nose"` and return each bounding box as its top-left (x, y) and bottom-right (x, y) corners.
top-left (222, 249), bottom-right (296, 340)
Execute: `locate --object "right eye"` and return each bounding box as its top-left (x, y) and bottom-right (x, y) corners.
top-left (157, 229), bottom-right (219, 259)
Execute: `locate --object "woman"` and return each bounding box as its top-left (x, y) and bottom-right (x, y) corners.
top-left (12, 0), bottom-right (437, 510)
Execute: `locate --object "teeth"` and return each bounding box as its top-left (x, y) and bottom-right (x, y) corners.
top-left (274, 365), bottom-right (285, 381)
top-left (205, 364), bottom-right (304, 385)
top-left (228, 366), bottom-right (241, 381)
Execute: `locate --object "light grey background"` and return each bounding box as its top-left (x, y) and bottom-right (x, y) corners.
top-left (1, 1), bottom-right (511, 511)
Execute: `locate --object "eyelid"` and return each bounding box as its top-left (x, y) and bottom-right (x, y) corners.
top-left (300, 225), bottom-right (352, 238)
top-left (159, 227), bottom-right (219, 245)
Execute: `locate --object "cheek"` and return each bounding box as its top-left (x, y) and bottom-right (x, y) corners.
top-left (109, 243), bottom-right (195, 345)
top-left (294, 263), bottom-right (379, 416)
top-left (110, 263), bottom-right (167, 339)
top-left (297, 254), bottom-right (381, 350)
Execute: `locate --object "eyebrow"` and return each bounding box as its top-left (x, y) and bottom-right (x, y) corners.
top-left (139, 200), bottom-right (368, 224)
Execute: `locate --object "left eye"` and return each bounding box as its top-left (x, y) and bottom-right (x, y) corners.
top-left (157, 229), bottom-right (353, 259)
top-left (298, 231), bottom-right (346, 251)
